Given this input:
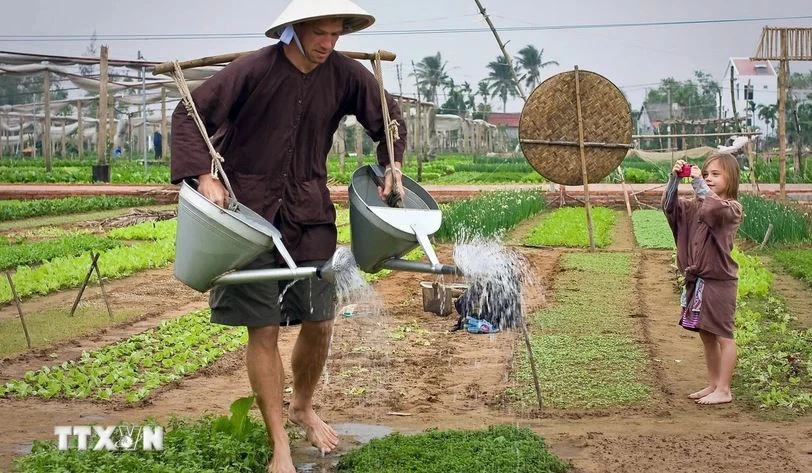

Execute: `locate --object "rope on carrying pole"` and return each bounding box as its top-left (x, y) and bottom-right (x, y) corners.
top-left (371, 53), bottom-right (400, 170)
top-left (371, 52), bottom-right (403, 207)
top-left (170, 61), bottom-right (237, 208)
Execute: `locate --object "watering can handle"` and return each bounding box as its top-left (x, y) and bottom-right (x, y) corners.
top-left (367, 165), bottom-right (403, 208)
top-left (185, 178), bottom-right (239, 211)
top-left (368, 164), bottom-right (387, 187)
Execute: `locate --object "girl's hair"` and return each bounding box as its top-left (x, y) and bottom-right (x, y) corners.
top-left (702, 153), bottom-right (740, 199)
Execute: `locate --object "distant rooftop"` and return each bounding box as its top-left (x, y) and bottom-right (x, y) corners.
top-left (730, 58), bottom-right (776, 77)
top-left (486, 112), bottom-right (521, 127)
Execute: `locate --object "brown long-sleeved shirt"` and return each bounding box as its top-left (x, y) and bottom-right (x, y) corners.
top-left (662, 175), bottom-right (743, 281)
top-left (171, 43), bottom-right (407, 262)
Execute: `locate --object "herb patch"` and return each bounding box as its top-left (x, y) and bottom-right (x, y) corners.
top-left (337, 425), bottom-right (569, 473)
top-left (510, 252), bottom-right (652, 409)
top-left (631, 210), bottom-right (674, 249)
top-left (435, 190), bottom-right (546, 242)
top-left (524, 207), bottom-right (616, 248)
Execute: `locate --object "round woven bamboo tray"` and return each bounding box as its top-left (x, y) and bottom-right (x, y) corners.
top-left (519, 70), bottom-right (632, 185)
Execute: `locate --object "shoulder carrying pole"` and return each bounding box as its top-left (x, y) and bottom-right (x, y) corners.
top-left (153, 49), bottom-right (396, 75)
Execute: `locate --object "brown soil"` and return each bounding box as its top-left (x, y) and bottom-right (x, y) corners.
top-left (608, 210), bottom-right (635, 251)
top-left (763, 255), bottom-right (812, 330)
top-left (0, 240), bottom-right (810, 472)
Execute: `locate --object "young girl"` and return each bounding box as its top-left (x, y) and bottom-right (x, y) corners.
top-left (662, 154), bottom-right (743, 405)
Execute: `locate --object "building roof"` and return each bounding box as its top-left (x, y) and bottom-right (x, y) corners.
top-left (730, 57), bottom-right (776, 77)
top-left (486, 112), bottom-right (521, 127)
top-left (641, 102), bottom-right (682, 124)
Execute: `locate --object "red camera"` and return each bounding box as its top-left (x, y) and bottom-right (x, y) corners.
top-left (677, 164), bottom-right (692, 178)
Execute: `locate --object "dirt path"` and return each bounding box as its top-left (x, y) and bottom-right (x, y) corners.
top-left (503, 211), bottom-right (547, 246)
top-left (608, 210), bottom-right (635, 251)
top-left (763, 255), bottom-right (812, 329)
top-left (0, 243), bottom-right (810, 472)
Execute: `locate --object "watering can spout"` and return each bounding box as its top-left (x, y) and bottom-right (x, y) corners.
top-left (379, 258), bottom-right (462, 277)
top-left (316, 258), bottom-right (337, 284)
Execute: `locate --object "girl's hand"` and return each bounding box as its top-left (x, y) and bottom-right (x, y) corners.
top-left (690, 165), bottom-right (703, 180)
top-left (672, 160), bottom-right (686, 175)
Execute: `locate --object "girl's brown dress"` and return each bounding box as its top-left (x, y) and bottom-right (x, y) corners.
top-left (662, 176), bottom-right (743, 339)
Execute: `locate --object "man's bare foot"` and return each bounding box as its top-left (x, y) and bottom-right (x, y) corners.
top-left (289, 406), bottom-right (339, 454)
top-left (267, 445), bottom-right (296, 473)
top-left (696, 390), bottom-right (732, 405)
top-left (688, 386), bottom-right (715, 399)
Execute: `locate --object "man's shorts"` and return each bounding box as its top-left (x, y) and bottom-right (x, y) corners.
top-left (209, 252), bottom-right (336, 327)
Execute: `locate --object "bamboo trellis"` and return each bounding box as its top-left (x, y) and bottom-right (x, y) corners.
top-left (750, 27), bottom-right (812, 200)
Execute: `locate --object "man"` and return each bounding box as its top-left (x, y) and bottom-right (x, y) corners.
top-left (153, 130), bottom-right (162, 160)
top-left (170, 1), bottom-right (406, 472)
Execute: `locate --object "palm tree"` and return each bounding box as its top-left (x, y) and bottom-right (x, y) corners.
top-left (757, 103), bottom-right (778, 136)
top-left (412, 52), bottom-right (452, 105)
top-left (477, 80), bottom-right (490, 105)
top-left (515, 45), bottom-right (558, 91)
top-left (485, 56), bottom-right (520, 112)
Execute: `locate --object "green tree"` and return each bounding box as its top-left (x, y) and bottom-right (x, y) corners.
top-left (485, 55), bottom-right (520, 112)
top-left (790, 71), bottom-right (812, 91)
top-left (0, 74), bottom-right (67, 106)
top-left (477, 79), bottom-right (490, 105)
top-left (515, 45), bottom-right (558, 91)
top-left (412, 52), bottom-right (452, 104)
top-left (757, 103), bottom-right (778, 135)
top-left (645, 71), bottom-right (719, 120)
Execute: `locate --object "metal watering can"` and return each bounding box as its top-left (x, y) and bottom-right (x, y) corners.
top-left (173, 180), bottom-right (332, 291)
top-left (348, 165), bottom-right (459, 277)
top-left (173, 165), bottom-right (459, 293)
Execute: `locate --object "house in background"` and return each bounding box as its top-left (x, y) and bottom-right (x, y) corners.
top-left (721, 57), bottom-right (777, 136)
top-left (485, 112), bottom-right (521, 141)
top-left (636, 102), bottom-right (683, 135)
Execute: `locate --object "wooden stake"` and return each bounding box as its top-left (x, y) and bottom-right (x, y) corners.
top-left (60, 120), bottom-right (66, 157)
top-left (5, 272), bottom-right (32, 349)
top-left (93, 253), bottom-right (113, 319)
top-left (520, 320), bottom-right (544, 413)
top-left (98, 46), bottom-right (109, 165)
top-left (77, 100), bottom-right (84, 159)
top-left (778, 30), bottom-right (788, 200)
top-left (729, 65), bottom-right (740, 133)
top-left (745, 139), bottom-right (759, 193)
top-left (473, 0), bottom-right (527, 101)
top-left (758, 223), bottom-right (774, 250)
top-left (152, 49), bottom-right (396, 75)
top-left (161, 86), bottom-right (168, 161)
top-left (43, 71), bottom-right (52, 172)
top-left (574, 67), bottom-right (596, 252)
top-left (619, 168), bottom-right (633, 217)
top-left (354, 122), bottom-right (364, 168)
top-left (70, 252), bottom-right (100, 317)
top-left (411, 60), bottom-right (424, 182)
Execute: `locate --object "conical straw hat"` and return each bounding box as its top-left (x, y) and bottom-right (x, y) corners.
top-left (266, 0), bottom-right (375, 39)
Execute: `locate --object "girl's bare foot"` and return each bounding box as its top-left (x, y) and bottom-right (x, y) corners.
top-left (696, 389), bottom-right (732, 405)
top-left (688, 386), bottom-right (715, 399)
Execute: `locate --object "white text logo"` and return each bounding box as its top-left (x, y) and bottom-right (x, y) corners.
top-left (54, 425), bottom-right (163, 451)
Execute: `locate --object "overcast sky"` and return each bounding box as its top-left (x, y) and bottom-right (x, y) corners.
top-left (1, 0), bottom-right (811, 112)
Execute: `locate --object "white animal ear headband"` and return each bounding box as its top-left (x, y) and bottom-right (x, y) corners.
top-left (717, 135), bottom-right (750, 154)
